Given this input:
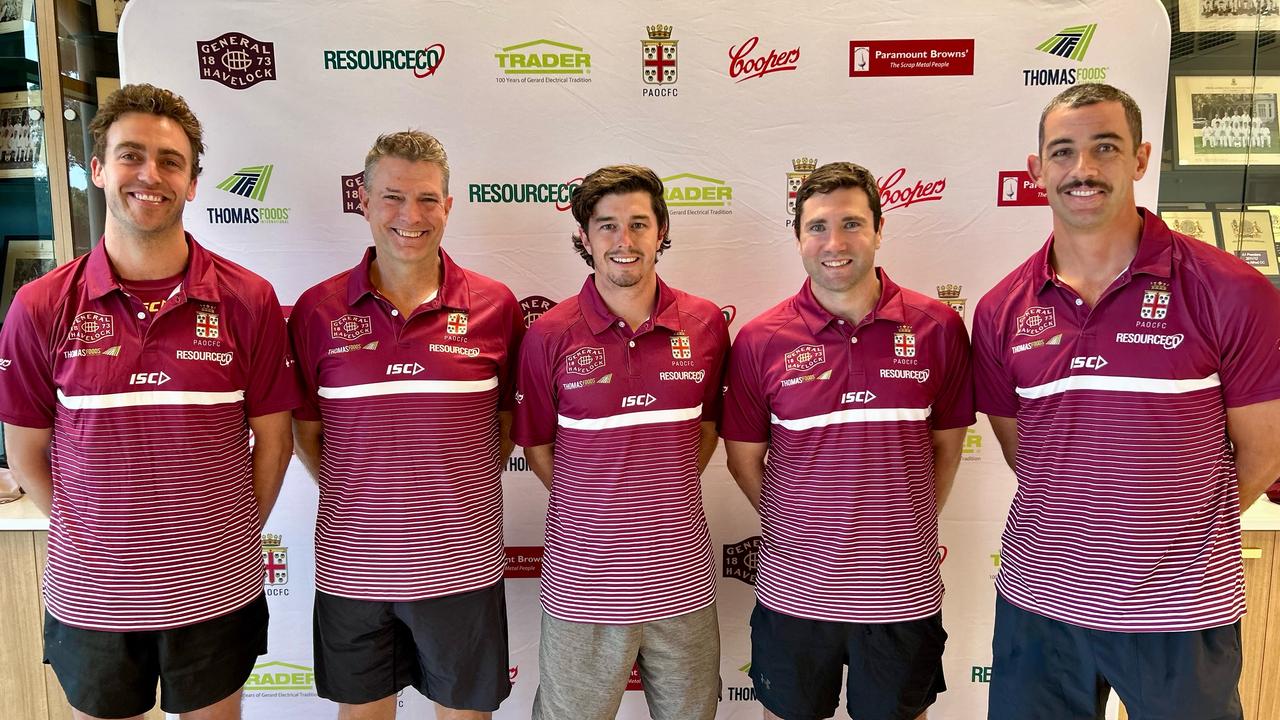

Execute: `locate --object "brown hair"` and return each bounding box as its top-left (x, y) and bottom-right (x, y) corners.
top-left (90, 84), bottom-right (205, 177)
top-left (1038, 83), bottom-right (1143, 152)
top-left (793, 162), bottom-right (882, 238)
top-left (364, 130), bottom-right (450, 194)
top-left (569, 164), bottom-right (671, 267)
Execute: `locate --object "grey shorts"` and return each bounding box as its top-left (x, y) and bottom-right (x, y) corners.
top-left (533, 604), bottom-right (721, 720)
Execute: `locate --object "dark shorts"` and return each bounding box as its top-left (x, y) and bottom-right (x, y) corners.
top-left (43, 593), bottom-right (268, 718)
top-left (314, 581), bottom-right (511, 711)
top-left (749, 603), bottom-right (946, 720)
top-left (989, 594), bottom-right (1243, 720)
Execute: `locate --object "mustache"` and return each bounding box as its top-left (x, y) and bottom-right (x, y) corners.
top-left (1057, 179), bottom-right (1112, 194)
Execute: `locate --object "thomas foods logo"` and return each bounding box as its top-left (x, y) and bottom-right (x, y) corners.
top-left (495, 39), bottom-right (591, 83)
top-left (849, 39), bottom-right (974, 77)
top-left (661, 173), bottom-right (733, 215)
top-left (1023, 24), bottom-right (1107, 87)
top-left (208, 164), bottom-right (290, 225)
top-left (341, 171), bottom-right (365, 215)
top-left (468, 176), bottom-right (582, 210)
top-left (323, 43), bottom-right (444, 77)
top-left (728, 36), bottom-right (800, 82)
top-left (197, 32), bottom-right (276, 90)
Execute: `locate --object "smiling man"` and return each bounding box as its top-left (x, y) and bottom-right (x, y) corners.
top-left (289, 131), bottom-right (522, 720)
top-left (512, 164), bottom-right (729, 720)
top-left (974, 83), bottom-right (1280, 720)
top-left (0, 84), bottom-right (297, 720)
top-left (721, 162), bottom-right (973, 720)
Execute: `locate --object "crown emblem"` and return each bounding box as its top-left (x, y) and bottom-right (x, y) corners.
top-left (261, 533), bottom-right (282, 547)
top-left (897, 324), bottom-right (914, 334)
top-left (792, 157), bottom-right (817, 173)
top-left (646, 24), bottom-right (673, 40)
top-left (937, 284), bottom-right (962, 299)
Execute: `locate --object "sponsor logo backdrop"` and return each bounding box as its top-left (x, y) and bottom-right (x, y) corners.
top-left (120, 1), bottom-right (1170, 717)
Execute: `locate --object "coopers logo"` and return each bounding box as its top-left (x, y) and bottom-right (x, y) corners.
top-left (1022, 24), bottom-right (1107, 87)
top-left (878, 167), bottom-right (945, 213)
top-left (849, 39), bottom-right (974, 77)
top-left (467, 176), bottom-right (582, 211)
top-left (495, 39), bottom-right (591, 83)
top-left (208, 164), bottom-right (291, 225)
top-left (323, 43), bottom-right (444, 78)
top-left (728, 36), bottom-right (800, 82)
top-left (197, 32), bottom-right (276, 90)
top-left (662, 173), bottom-right (733, 215)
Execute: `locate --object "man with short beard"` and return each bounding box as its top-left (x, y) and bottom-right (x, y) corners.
top-left (0, 83), bottom-right (296, 720)
top-left (513, 164), bottom-right (729, 720)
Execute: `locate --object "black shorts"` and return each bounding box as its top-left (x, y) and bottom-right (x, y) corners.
top-left (989, 594), bottom-right (1243, 720)
top-left (43, 594), bottom-right (268, 718)
top-left (314, 580), bottom-right (511, 711)
top-left (749, 603), bottom-right (946, 720)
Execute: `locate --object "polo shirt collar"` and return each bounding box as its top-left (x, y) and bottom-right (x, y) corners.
top-left (793, 267), bottom-right (906, 336)
top-left (1033, 207), bottom-right (1172, 295)
top-left (346, 246), bottom-right (471, 311)
top-left (578, 274), bottom-right (683, 336)
top-left (85, 233), bottom-right (221, 303)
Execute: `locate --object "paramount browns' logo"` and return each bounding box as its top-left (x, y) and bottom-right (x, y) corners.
top-left (322, 43), bottom-right (444, 78)
top-left (216, 165), bottom-right (273, 201)
top-left (446, 312), bottom-right (468, 335)
top-left (1015, 306), bottom-right (1057, 337)
top-left (520, 296), bottom-right (556, 327)
top-left (494, 39), bottom-right (591, 83)
top-left (937, 284), bottom-right (966, 319)
top-left (197, 32), bottom-right (277, 90)
top-left (878, 167), bottom-right (945, 213)
top-left (69, 312), bottom-right (114, 344)
top-left (642, 24), bottom-right (678, 86)
top-left (723, 536), bottom-right (760, 585)
top-left (341, 171), bottom-right (365, 215)
top-left (784, 343), bottom-right (825, 373)
top-left (261, 533), bottom-right (288, 586)
top-left (1141, 282), bottom-right (1171, 321)
top-left (661, 173), bottom-right (733, 216)
top-left (195, 303), bottom-right (220, 340)
top-left (996, 170), bottom-right (1049, 207)
top-left (787, 157), bottom-right (817, 218)
top-left (565, 346), bottom-right (606, 376)
top-left (504, 546), bottom-right (544, 578)
top-left (331, 314), bottom-right (372, 342)
top-left (728, 36), bottom-right (800, 83)
top-left (1023, 24), bottom-right (1107, 87)
top-left (848, 39), bottom-right (974, 77)
top-left (670, 332), bottom-right (691, 359)
top-left (1036, 24), bottom-right (1097, 62)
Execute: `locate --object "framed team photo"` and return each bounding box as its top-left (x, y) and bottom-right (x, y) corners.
top-left (0, 90), bottom-right (45, 179)
top-left (1, 236), bottom-right (56, 318)
top-left (1177, 0), bottom-right (1280, 32)
top-left (1174, 76), bottom-right (1280, 166)
top-left (1159, 210), bottom-right (1220, 248)
top-left (1216, 209), bottom-right (1279, 277)
top-left (94, 0), bottom-right (128, 33)
top-left (0, 0), bottom-right (33, 35)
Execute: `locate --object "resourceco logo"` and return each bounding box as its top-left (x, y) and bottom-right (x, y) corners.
top-left (209, 164), bottom-right (290, 225)
top-left (495, 39), bottom-right (591, 83)
top-left (322, 43), bottom-right (444, 77)
top-left (243, 660), bottom-right (315, 696)
top-left (467, 177), bottom-right (582, 211)
top-left (341, 171), bottom-right (365, 215)
top-left (1023, 24), bottom-right (1107, 87)
top-left (197, 32), bottom-right (276, 90)
top-left (661, 173), bottom-right (733, 215)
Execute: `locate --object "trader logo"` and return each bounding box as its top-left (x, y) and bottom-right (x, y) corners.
top-left (197, 32), bottom-right (276, 90)
top-left (723, 536), bottom-right (760, 585)
top-left (209, 163), bottom-right (290, 225)
top-left (495, 39), bottom-right (591, 83)
top-left (331, 314), bottom-right (372, 342)
top-left (261, 533), bottom-right (288, 588)
top-left (467, 176), bottom-right (581, 211)
top-left (68, 312), bottom-right (115, 344)
top-left (243, 660), bottom-right (315, 695)
top-left (997, 170), bottom-right (1049, 207)
top-left (937, 284), bottom-right (966, 318)
top-left (1022, 24), bottom-right (1107, 87)
top-left (728, 36), bottom-right (800, 82)
top-left (784, 343), bottom-right (825, 373)
top-left (642, 24), bottom-right (678, 87)
top-left (848, 39), bottom-right (974, 77)
top-left (1015, 306), bottom-right (1056, 337)
top-left (566, 346), bottom-right (606, 376)
top-left (341, 171), bottom-right (365, 215)
top-left (520, 296), bottom-right (557, 327)
top-left (786, 157), bottom-right (817, 218)
top-left (322, 43), bottom-right (444, 78)
top-left (662, 173), bottom-right (733, 215)
top-left (878, 167), bottom-right (945, 213)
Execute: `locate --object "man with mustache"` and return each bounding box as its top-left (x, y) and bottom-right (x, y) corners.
top-left (974, 83), bottom-right (1280, 720)
top-left (513, 164), bottom-right (729, 720)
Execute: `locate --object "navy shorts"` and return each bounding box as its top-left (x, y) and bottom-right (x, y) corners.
top-left (989, 594), bottom-right (1243, 720)
top-left (314, 581), bottom-right (511, 711)
top-left (749, 603), bottom-right (946, 720)
top-left (43, 593), bottom-right (268, 718)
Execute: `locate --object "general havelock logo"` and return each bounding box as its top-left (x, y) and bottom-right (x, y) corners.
top-left (1015, 306), bottom-right (1056, 337)
top-left (520, 296), bottom-right (556, 328)
top-left (1141, 281), bottom-right (1170, 321)
top-left (197, 32), bottom-right (276, 90)
top-left (331, 314), bottom-right (372, 342)
top-left (69, 312), bottom-right (115, 344)
top-left (723, 536), bottom-right (760, 585)
top-left (784, 344), bottom-right (825, 373)
top-left (341, 171), bottom-right (365, 216)
top-left (566, 347), bottom-right (606, 376)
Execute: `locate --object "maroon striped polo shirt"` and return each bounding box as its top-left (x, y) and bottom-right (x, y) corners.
top-left (290, 248), bottom-right (523, 601)
top-left (0, 236), bottom-right (298, 631)
top-left (721, 271), bottom-right (974, 623)
top-left (973, 209), bottom-right (1280, 632)
top-left (512, 276), bottom-right (729, 624)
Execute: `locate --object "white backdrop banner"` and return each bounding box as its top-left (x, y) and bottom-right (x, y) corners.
top-left (119, 1), bottom-right (1171, 717)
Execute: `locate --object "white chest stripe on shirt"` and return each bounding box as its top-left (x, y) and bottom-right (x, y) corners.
top-left (557, 404), bottom-right (703, 431)
top-left (318, 377), bottom-right (499, 399)
top-left (770, 406), bottom-right (932, 431)
top-left (57, 388), bottom-right (245, 410)
top-left (1015, 373), bottom-right (1221, 400)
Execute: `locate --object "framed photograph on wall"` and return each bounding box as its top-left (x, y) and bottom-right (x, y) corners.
top-left (0, 90), bottom-right (45, 179)
top-left (1177, 1), bottom-right (1280, 32)
top-left (95, 0), bottom-right (128, 33)
top-left (1217, 209), bottom-right (1279, 278)
top-left (1174, 76), bottom-right (1280, 166)
top-left (1159, 210), bottom-right (1220, 248)
top-left (1, 237), bottom-right (56, 318)
top-left (0, 0), bottom-right (33, 34)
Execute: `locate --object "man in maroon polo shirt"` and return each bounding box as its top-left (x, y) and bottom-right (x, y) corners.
top-left (721, 161), bottom-right (973, 720)
top-left (290, 131), bottom-right (521, 720)
top-left (512, 164), bottom-right (729, 720)
top-left (975, 83), bottom-right (1280, 720)
top-left (0, 84), bottom-right (296, 720)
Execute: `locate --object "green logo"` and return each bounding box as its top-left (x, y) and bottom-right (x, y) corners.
top-left (1035, 24), bottom-right (1097, 62)
top-left (243, 660), bottom-right (315, 693)
top-left (495, 39), bottom-right (591, 75)
top-left (661, 173), bottom-right (733, 215)
top-left (216, 164), bottom-right (274, 201)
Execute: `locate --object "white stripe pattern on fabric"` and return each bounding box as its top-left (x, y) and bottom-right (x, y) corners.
top-left (557, 404), bottom-right (702, 431)
top-left (318, 376), bottom-right (499, 399)
top-left (1015, 373), bottom-right (1221, 400)
top-left (769, 407), bottom-right (931, 431)
top-left (57, 389), bottom-right (245, 409)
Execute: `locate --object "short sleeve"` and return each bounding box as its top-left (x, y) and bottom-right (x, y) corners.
top-left (972, 296), bottom-right (1019, 418)
top-left (0, 289), bottom-right (56, 428)
top-left (930, 310), bottom-right (976, 430)
top-left (511, 324), bottom-right (559, 448)
top-left (287, 303), bottom-right (322, 421)
top-left (719, 327), bottom-right (771, 443)
top-left (243, 286), bottom-right (301, 418)
top-left (699, 311), bottom-right (731, 424)
top-left (1215, 270), bottom-right (1280, 408)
